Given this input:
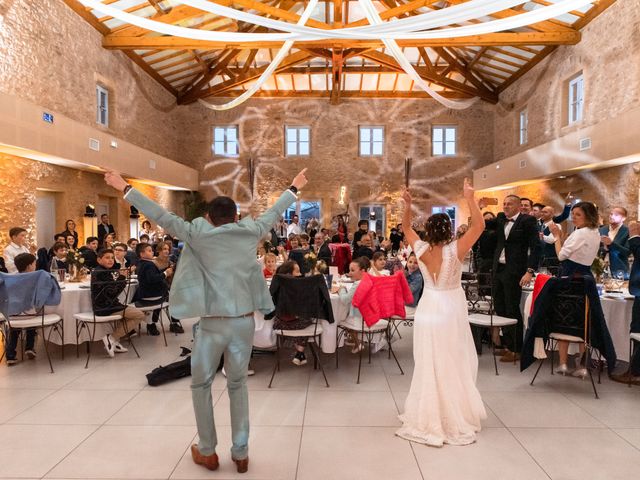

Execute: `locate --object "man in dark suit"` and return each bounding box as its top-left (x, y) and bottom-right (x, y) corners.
top-left (312, 232), bottom-right (332, 266)
top-left (483, 194), bottom-right (540, 362)
top-left (611, 222), bottom-right (640, 385)
top-left (599, 206), bottom-right (630, 278)
top-left (98, 214), bottom-right (116, 245)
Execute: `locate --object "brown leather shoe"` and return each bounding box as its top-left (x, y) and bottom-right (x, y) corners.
top-left (610, 372), bottom-right (640, 386)
top-left (499, 351), bottom-right (520, 363)
top-left (190, 444), bottom-right (219, 471)
top-left (233, 456), bottom-right (249, 473)
top-left (493, 347), bottom-right (508, 356)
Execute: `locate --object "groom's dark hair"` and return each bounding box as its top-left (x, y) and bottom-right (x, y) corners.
top-left (208, 196), bottom-right (237, 226)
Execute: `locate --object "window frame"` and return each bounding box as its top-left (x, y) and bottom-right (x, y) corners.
top-left (212, 125), bottom-right (240, 157)
top-left (568, 73), bottom-right (584, 125)
top-left (96, 84), bottom-right (109, 127)
top-left (359, 126), bottom-right (385, 157)
top-left (519, 108), bottom-right (528, 146)
top-left (284, 125), bottom-right (311, 157)
top-left (432, 125), bottom-right (457, 157)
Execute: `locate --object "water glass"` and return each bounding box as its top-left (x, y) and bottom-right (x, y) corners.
top-left (57, 269), bottom-right (66, 283)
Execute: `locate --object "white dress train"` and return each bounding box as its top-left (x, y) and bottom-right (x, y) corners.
top-left (396, 240), bottom-right (486, 447)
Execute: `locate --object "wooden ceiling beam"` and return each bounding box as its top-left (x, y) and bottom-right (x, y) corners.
top-left (103, 31), bottom-right (582, 50)
top-left (346, 0), bottom-right (439, 28)
top-left (331, 49), bottom-right (344, 104)
top-left (206, 90), bottom-right (474, 99)
top-left (62, 0), bottom-right (110, 34)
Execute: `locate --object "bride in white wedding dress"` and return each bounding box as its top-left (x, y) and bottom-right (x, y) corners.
top-left (396, 179), bottom-right (487, 447)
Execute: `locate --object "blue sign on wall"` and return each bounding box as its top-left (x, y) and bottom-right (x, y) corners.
top-left (42, 112), bottom-right (54, 124)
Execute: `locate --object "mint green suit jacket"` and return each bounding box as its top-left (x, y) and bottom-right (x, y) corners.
top-left (124, 188), bottom-right (296, 319)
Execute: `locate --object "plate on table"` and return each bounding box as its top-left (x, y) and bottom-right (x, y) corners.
top-left (602, 292), bottom-right (634, 300)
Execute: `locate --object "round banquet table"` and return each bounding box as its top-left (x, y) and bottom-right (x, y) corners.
top-left (46, 280), bottom-right (138, 345)
top-left (521, 289), bottom-right (633, 361)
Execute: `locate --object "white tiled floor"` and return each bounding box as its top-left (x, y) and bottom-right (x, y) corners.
top-left (1, 318), bottom-right (639, 480)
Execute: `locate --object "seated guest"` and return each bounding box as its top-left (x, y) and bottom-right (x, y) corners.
top-left (405, 253), bottom-right (423, 311)
top-left (599, 206), bottom-right (630, 278)
top-left (61, 219), bottom-right (79, 247)
top-left (49, 242), bottom-right (69, 272)
top-left (113, 243), bottom-right (130, 270)
top-left (3, 227), bottom-right (32, 273)
top-left (347, 232), bottom-right (355, 249)
top-left (312, 232), bottom-right (332, 266)
top-left (139, 233), bottom-right (150, 244)
top-left (103, 232), bottom-right (116, 250)
top-left (263, 253), bottom-right (277, 279)
top-left (48, 233), bottom-right (67, 260)
top-left (289, 235), bottom-right (301, 251)
top-left (5, 253), bottom-right (38, 365)
top-left (370, 251), bottom-right (388, 277)
top-left (353, 233), bottom-right (374, 259)
top-left (78, 237), bottom-right (99, 269)
top-left (353, 220), bottom-right (369, 249)
top-left (134, 243), bottom-right (183, 334)
top-left (66, 234), bottom-right (78, 251)
top-left (548, 201), bottom-right (601, 377)
top-left (299, 233), bottom-right (310, 250)
top-left (125, 238), bottom-right (139, 267)
top-left (154, 241), bottom-right (174, 273)
top-left (370, 231), bottom-right (380, 250)
top-left (336, 257), bottom-right (371, 353)
top-left (0, 257), bottom-right (7, 273)
top-left (270, 260), bottom-right (308, 365)
top-left (275, 244), bottom-right (288, 263)
top-left (92, 249), bottom-right (144, 357)
top-left (397, 239), bottom-right (412, 259)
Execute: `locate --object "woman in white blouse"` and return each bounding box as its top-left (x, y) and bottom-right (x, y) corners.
top-left (548, 201), bottom-right (601, 377)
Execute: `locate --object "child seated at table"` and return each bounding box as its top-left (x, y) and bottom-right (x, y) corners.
top-left (404, 253), bottom-right (423, 315)
top-left (263, 253), bottom-right (278, 278)
top-left (134, 243), bottom-right (182, 335)
top-left (5, 253), bottom-right (38, 365)
top-left (336, 256), bottom-right (371, 353)
top-left (50, 242), bottom-right (69, 272)
top-left (370, 251), bottom-right (388, 277)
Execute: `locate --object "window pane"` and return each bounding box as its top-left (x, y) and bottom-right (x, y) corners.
top-left (372, 128), bottom-right (383, 141)
top-left (214, 142), bottom-right (225, 155)
top-left (214, 128), bottom-right (224, 141)
top-left (433, 142), bottom-right (443, 156)
top-left (286, 128), bottom-right (297, 142)
top-left (227, 128), bottom-right (237, 141)
top-left (372, 141), bottom-right (382, 155)
top-left (299, 128), bottom-right (309, 142)
top-left (299, 142), bottom-right (309, 155)
top-left (360, 128), bottom-right (371, 142)
top-left (227, 142), bottom-right (238, 156)
top-left (361, 141), bottom-right (371, 155)
top-left (445, 128), bottom-right (456, 142)
top-left (445, 141), bottom-right (456, 155)
top-left (433, 128), bottom-right (443, 142)
top-left (287, 142), bottom-right (297, 155)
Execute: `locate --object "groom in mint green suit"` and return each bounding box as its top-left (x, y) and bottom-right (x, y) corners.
top-left (105, 169), bottom-right (308, 473)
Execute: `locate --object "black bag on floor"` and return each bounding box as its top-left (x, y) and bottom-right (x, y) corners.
top-left (146, 356), bottom-right (191, 386)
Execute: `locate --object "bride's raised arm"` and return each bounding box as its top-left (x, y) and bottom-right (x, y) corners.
top-left (456, 178), bottom-right (485, 260)
top-left (401, 190), bottom-right (421, 251)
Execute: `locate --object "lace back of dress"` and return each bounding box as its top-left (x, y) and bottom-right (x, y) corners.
top-left (439, 241), bottom-right (462, 289)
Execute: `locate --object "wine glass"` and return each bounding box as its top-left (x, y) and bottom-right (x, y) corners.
top-left (613, 270), bottom-right (625, 292)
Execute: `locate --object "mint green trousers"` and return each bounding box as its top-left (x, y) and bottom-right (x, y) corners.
top-left (191, 314), bottom-right (254, 459)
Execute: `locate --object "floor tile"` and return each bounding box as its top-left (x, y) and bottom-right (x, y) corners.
top-left (613, 428), bottom-right (640, 450)
top-left (483, 392), bottom-right (603, 428)
top-left (309, 363), bottom-right (390, 391)
top-left (171, 426), bottom-right (301, 480)
top-left (63, 360), bottom-right (159, 390)
top-left (46, 426), bottom-right (196, 479)
top-left (8, 389), bottom-right (137, 425)
top-left (297, 426), bottom-right (422, 480)
top-left (512, 427), bottom-right (640, 480)
top-left (0, 424), bottom-right (97, 478)
top-left (565, 392), bottom-right (640, 427)
top-left (0, 389), bottom-right (56, 423)
top-left (304, 390), bottom-right (399, 426)
top-left (413, 428), bottom-right (549, 480)
top-left (215, 390), bottom-right (307, 426)
top-left (106, 390), bottom-right (205, 426)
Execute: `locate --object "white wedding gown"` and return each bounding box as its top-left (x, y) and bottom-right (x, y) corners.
top-left (396, 240), bottom-right (486, 447)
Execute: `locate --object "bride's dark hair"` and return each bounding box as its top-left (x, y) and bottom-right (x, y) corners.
top-left (425, 213), bottom-right (453, 245)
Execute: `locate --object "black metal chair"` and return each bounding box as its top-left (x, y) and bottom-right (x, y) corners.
top-left (529, 279), bottom-right (602, 398)
top-left (629, 332), bottom-right (640, 388)
top-left (74, 269), bottom-right (139, 368)
top-left (465, 272), bottom-right (518, 376)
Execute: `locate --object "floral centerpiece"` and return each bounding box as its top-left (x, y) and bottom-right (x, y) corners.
top-left (303, 251), bottom-right (317, 275)
top-left (66, 249), bottom-right (86, 282)
top-left (591, 257), bottom-right (606, 283)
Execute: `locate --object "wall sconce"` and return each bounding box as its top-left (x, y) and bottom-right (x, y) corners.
top-left (129, 205), bottom-right (140, 240)
top-left (83, 204), bottom-right (97, 238)
top-left (339, 186), bottom-right (347, 205)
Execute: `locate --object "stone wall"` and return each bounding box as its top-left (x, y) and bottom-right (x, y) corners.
top-left (0, 153), bottom-right (184, 252)
top-left (177, 98), bottom-right (495, 232)
top-left (0, 0), bottom-right (182, 163)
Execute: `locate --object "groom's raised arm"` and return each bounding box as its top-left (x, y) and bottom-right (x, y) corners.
top-left (104, 171), bottom-right (197, 242)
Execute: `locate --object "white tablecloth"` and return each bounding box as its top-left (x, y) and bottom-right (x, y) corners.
top-left (253, 292), bottom-right (350, 354)
top-left (521, 290), bottom-right (633, 361)
top-left (46, 280), bottom-right (138, 345)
